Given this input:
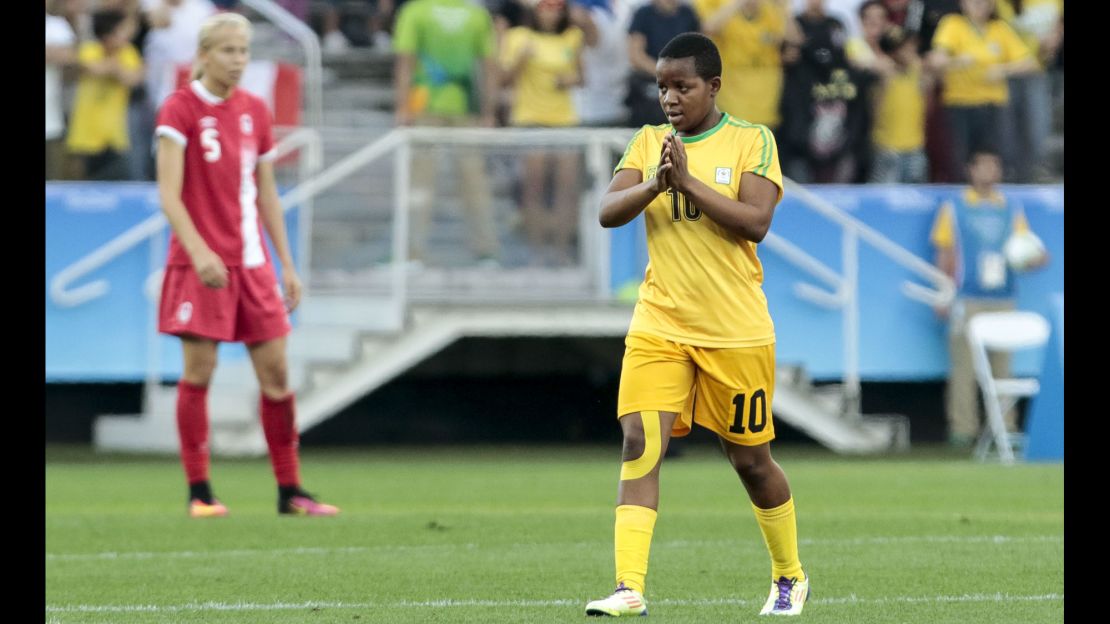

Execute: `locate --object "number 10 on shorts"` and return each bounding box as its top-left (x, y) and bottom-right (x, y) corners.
top-left (730, 390), bottom-right (768, 434)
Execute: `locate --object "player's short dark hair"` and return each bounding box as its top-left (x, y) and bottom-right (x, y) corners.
top-left (658, 32), bottom-right (722, 81)
top-left (968, 149), bottom-right (1002, 165)
top-left (92, 9), bottom-right (127, 40)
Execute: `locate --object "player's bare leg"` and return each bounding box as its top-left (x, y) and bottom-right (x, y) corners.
top-left (247, 337), bottom-right (339, 516)
top-left (549, 150), bottom-right (580, 265)
top-left (719, 439), bottom-right (808, 615)
top-left (178, 336), bottom-right (226, 517)
top-left (586, 411), bottom-right (678, 616)
top-left (520, 151), bottom-right (549, 263)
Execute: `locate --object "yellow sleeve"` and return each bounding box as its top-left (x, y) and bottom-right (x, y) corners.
top-left (120, 45), bottom-right (142, 71)
top-left (931, 16), bottom-right (963, 54)
top-left (1013, 207), bottom-right (1031, 234)
top-left (740, 125), bottom-right (783, 203)
top-left (930, 202), bottom-right (955, 248)
top-left (614, 126), bottom-right (648, 174)
top-left (77, 41), bottom-right (103, 65)
top-left (499, 28), bottom-right (524, 70)
top-left (567, 26), bottom-right (584, 53)
top-left (845, 38), bottom-right (869, 63)
top-left (996, 0), bottom-right (1016, 21)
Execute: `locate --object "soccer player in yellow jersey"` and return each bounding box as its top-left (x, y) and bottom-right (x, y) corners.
top-left (584, 33), bottom-right (807, 617)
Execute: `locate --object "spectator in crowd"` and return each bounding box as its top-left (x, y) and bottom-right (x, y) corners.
top-left (500, 0), bottom-right (585, 265)
top-left (869, 25), bottom-right (931, 182)
top-left (779, 0), bottom-right (874, 182)
top-left (929, 149), bottom-right (1047, 447)
top-left (696, 0), bottom-right (800, 130)
top-left (93, 0), bottom-right (155, 181)
top-left (572, 0), bottom-right (630, 127)
top-left (996, 0), bottom-right (1061, 182)
top-left (393, 0), bottom-right (501, 267)
top-left (47, 0), bottom-right (78, 181)
top-left (626, 0), bottom-right (700, 127)
top-left (65, 8), bottom-right (144, 180)
top-left (926, 0), bottom-right (1036, 183)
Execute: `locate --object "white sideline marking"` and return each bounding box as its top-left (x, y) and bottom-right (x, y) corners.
top-left (45, 593), bottom-right (1064, 614)
top-left (46, 535), bottom-right (1061, 562)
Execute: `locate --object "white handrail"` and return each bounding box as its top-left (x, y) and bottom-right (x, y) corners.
top-left (239, 0), bottom-right (323, 130)
top-left (774, 178), bottom-right (956, 418)
top-left (49, 129), bottom-right (322, 308)
top-left (784, 179), bottom-right (955, 304)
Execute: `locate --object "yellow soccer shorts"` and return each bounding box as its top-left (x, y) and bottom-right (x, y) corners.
top-left (617, 332), bottom-right (776, 446)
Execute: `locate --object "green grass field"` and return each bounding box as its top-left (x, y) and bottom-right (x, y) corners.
top-left (46, 443), bottom-right (1063, 623)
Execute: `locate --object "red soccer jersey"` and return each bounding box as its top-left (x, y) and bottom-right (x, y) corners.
top-left (155, 80), bottom-right (277, 268)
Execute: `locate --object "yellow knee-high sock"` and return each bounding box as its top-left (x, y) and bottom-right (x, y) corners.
top-left (615, 504), bottom-right (657, 594)
top-left (751, 497), bottom-right (804, 581)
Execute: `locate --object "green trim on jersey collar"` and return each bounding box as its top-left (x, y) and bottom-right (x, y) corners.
top-left (678, 112), bottom-right (729, 144)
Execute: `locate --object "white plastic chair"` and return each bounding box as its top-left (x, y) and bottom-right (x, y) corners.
top-left (966, 311), bottom-right (1051, 464)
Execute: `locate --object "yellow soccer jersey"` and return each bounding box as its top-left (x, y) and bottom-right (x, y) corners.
top-left (932, 15), bottom-right (1032, 106)
top-left (500, 26), bottom-right (583, 127)
top-left (615, 113), bottom-right (784, 348)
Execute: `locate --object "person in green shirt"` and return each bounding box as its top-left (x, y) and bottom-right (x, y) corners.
top-left (393, 0), bottom-right (501, 267)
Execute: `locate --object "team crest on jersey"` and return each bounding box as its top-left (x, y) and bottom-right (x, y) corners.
top-left (200, 116), bottom-right (218, 129)
top-left (240, 114), bottom-right (253, 135)
top-left (716, 167), bottom-right (732, 185)
top-left (647, 164), bottom-right (658, 179)
top-left (177, 301), bottom-right (193, 323)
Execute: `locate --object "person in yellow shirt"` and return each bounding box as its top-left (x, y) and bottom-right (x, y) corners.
top-left (583, 32), bottom-right (807, 618)
top-left (870, 25), bottom-right (933, 182)
top-left (65, 9), bottom-right (143, 181)
top-left (500, 0), bottom-right (585, 265)
top-left (695, 0), bottom-right (801, 129)
top-left (926, 0), bottom-right (1036, 182)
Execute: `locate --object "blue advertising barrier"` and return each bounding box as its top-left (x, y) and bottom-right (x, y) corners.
top-left (45, 183), bottom-right (298, 382)
top-left (610, 185), bottom-right (1064, 381)
top-left (48, 183), bottom-right (1060, 384)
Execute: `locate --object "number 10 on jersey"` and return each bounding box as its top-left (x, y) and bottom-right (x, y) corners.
top-left (668, 189), bottom-right (701, 221)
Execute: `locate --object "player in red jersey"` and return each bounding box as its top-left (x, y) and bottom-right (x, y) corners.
top-left (155, 12), bottom-right (337, 518)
